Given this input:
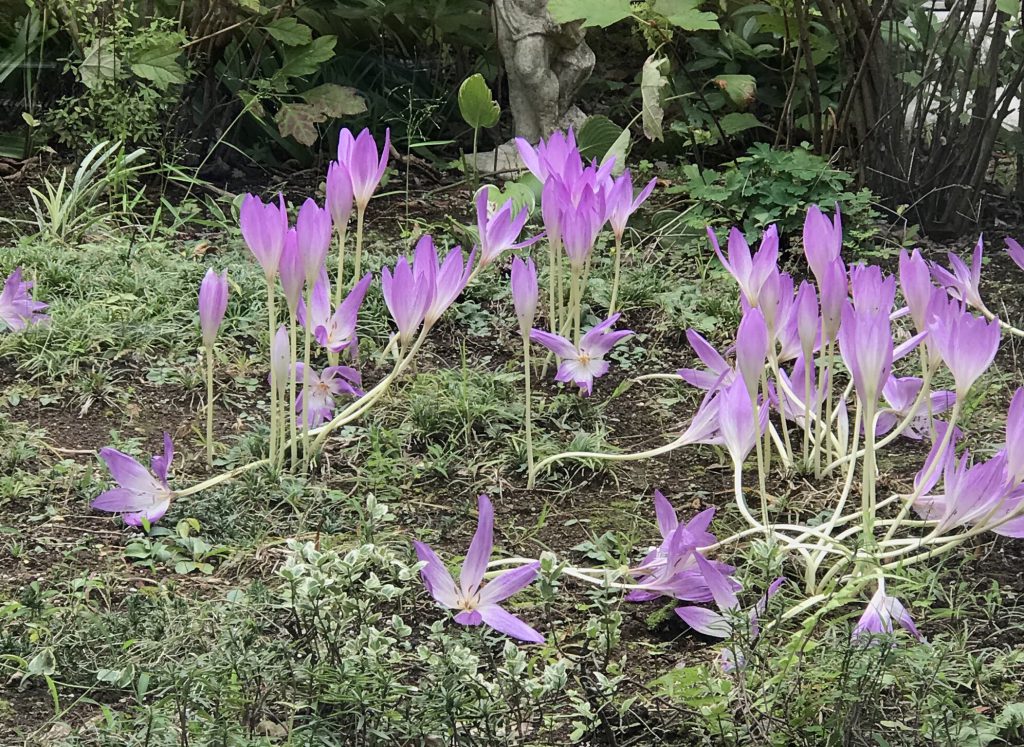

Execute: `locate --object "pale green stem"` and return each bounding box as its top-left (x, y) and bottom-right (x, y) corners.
top-left (301, 284), bottom-right (314, 467)
top-left (266, 282), bottom-right (278, 467)
top-left (609, 234), bottom-right (623, 314)
top-left (288, 309), bottom-right (299, 468)
top-left (205, 344), bottom-right (215, 468)
top-left (353, 205), bottom-right (366, 286)
top-left (822, 364), bottom-right (933, 475)
top-left (523, 334), bottom-right (535, 488)
top-left (861, 399), bottom-right (877, 549)
top-left (334, 225), bottom-right (348, 305)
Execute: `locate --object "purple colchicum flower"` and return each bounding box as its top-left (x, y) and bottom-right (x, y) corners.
top-left (606, 170), bottom-right (656, 242)
top-left (852, 586), bottom-right (922, 644)
top-left (718, 378), bottom-right (765, 465)
top-left (0, 267), bottom-right (48, 331)
top-left (916, 450), bottom-right (1010, 533)
top-left (818, 258), bottom-right (848, 343)
top-left (474, 190), bottom-right (539, 268)
top-left (294, 362), bottom-right (362, 428)
top-left (529, 314), bottom-right (633, 395)
top-left (1006, 388), bottom-right (1024, 486)
top-left (342, 127), bottom-right (391, 211)
top-left (559, 187), bottom-right (605, 268)
top-left (240, 193), bottom-right (288, 279)
top-left (270, 324), bottom-right (290, 396)
top-left (298, 269), bottom-right (372, 354)
top-left (803, 204), bottom-right (842, 282)
top-left (414, 494), bottom-right (543, 643)
top-left (91, 434), bottom-right (175, 526)
top-left (874, 377), bottom-right (955, 440)
top-left (295, 198), bottom-right (333, 283)
top-left (413, 235), bottom-right (474, 327)
top-left (735, 307), bottom-right (769, 397)
top-left (927, 299), bottom-right (1000, 395)
top-left (381, 255), bottom-right (434, 345)
top-left (515, 128), bottom-right (581, 183)
top-left (677, 329), bottom-right (735, 390)
top-left (510, 256), bottom-right (538, 338)
top-left (931, 236), bottom-right (985, 312)
top-left (278, 229), bottom-right (305, 314)
top-left (198, 268), bottom-right (229, 349)
top-left (849, 264), bottom-right (896, 315)
top-left (708, 225), bottom-right (779, 307)
top-left (899, 249), bottom-right (935, 334)
top-left (626, 492), bottom-right (724, 603)
top-left (838, 303), bottom-right (893, 406)
top-left (326, 160), bottom-right (354, 230)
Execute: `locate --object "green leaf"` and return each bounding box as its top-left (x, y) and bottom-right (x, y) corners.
top-left (577, 115), bottom-right (623, 160)
top-left (79, 38), bottom-right (121, 90)
top-left (301, 83), bottom-right (367, 118)
top-left (264, 17), bottom-right (313, 46)
top-left (276, 36), bottom-right (336, 80)
top-left (719, 112), bottom-right (765, 135)
top-left (653, 0), bottom-right (720, 31)
top-left (548, 0), bottom-right (633, 28)
top-left (130, 38), bottom-right (186, 89)
top-left (997, 0), bottom-right (1018, 16)
top-left (458, 74), bottom-right (501, 129)
top-left (713, 74), bottom-right (757, 107)
top-left (603, 126), bottom-right (631, 175)
top-left (275, 102), bottom-right (326, 146)
top-left (641, 55), bottom-right (669, 142)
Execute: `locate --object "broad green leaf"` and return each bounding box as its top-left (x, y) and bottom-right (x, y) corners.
top-left (264, 17), bottom-right (313, 46)
top-left (275, 102), bottom-right (326, 145)
top-left (79, 38), bottom-right (121, 90)
top-left (301, 83), bottom-right (367, 118)
top-left (641, 55), bottom-right (669, 141)
top-left (719, 112), bottom-right (765, 134)
top-left (458, 74), bottom-right (501, 129)
top-left (653, 0), bottom-right (720, 31)
top-left (130, 38), bottom-right (187, 89)
top-left (548, 0), bottom-right (633, 28)
top-left (276, 36), bottom-right (336, 80)
top-left (603, 126), bottom-right (631, 175)
top-left (997, 0), bottom-right (1018, 16)
top-left (578, 115), bottom-right (623, 160)
top-left (714, 74), bottom-right (757, 107)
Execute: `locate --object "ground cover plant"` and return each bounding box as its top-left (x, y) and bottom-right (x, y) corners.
top-left (3, 125), bottom-right (1024, 747)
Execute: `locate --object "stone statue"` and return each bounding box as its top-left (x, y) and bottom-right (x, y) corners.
top-left (494, 0), bottom-right (595, 143)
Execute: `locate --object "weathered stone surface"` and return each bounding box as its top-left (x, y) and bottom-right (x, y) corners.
top-left (494, 0), bottom-right (595, 143)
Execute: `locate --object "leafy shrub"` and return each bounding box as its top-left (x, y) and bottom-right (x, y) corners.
top-left (666, 142), bottom-right (877, 239)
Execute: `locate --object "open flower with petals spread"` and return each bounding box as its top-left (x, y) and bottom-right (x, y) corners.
top-left (414, 494), bottom-right (543, 643)
top-left (874, 377), bottom-right (955, 440)
top-left (852, 585), bottom-right (922, 644)
top-left (677, 329), bottom-right (735, 390)
top-left (0, 267), bottom-right (48, 331)
top-left (299, 269), bottom-right (372, 354)
top-left (294, 362), bottom-right (362, 428)
top-left (626, 492), bottom-right (725, 603)
top-left (529, 314), bottom-right (633, 395)
top-left (931, 236), bottom-right (986, 312)
top-left (474, 190), bottom-right (540, 268)
top-left (708, 225), bottom-right (779, 307)
top-left (92, 434), bottom-right (175, 527)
